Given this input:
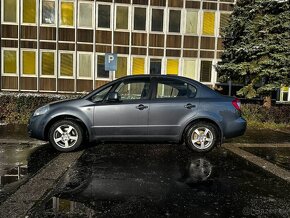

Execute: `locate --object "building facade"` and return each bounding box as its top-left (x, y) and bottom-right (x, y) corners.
top-left (1, 0), bottom-right (240, 94)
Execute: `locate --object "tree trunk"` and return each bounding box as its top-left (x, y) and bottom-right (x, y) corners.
top-left (263, 96), bottom-right (272, 109)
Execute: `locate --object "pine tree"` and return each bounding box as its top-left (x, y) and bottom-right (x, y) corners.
top-left (217, 0), bottom-right (290, 107)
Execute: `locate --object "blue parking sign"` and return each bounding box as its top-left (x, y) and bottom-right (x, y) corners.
top-left (105, 53), bottom-right (117, 71)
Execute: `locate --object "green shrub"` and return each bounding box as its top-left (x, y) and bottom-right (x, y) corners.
top-left (0, 92), bottom-right (82, 124)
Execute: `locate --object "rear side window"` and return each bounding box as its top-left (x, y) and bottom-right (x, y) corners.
top-left (156, 79), bottom-right (196, 99)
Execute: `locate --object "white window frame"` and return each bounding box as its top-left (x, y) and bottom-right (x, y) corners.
top-left (280, 87), bottom-right (290, 102)
top-left (1, 0), bottom-right (19, 24)
top-left (59, 0), bottom-right (75, 28)
top-left (184, 9), bottom-right (200, 35)
top-left (182, 58), bottom-right (198, 80)
top-left (132, 6), bottom-right (147, 32)
top-left (150, 7), bottom-right (165, 33)
top-left (131, 56), bottom-right (148, 75)
top-left (77, 52), bottom-right (93, 80)
top-left (218, 11), bottom-right (231, 37)
top-left (199, 59), bottom-right (216, 84)
top-left (113, 55), bottom-right (129, 80)
top-left (58, 51), bottom-right (75, 79)
top-left (40, 50), bottom-right (56, 78)
top-left (201, 10), bottom-right (217, 37)
top-left (167, 8), bottom-right (182, 34)
top-left (21, 49), bottom-right (37, 78)
top-left (1, 48), bottom-right (18, 76)
top-left (165, 58), bottom-right (181, 76)
top-left (40, 0), bottom-right (57, 26)
top-left (78, 1), bottom-right (94, 29)
top-left (96, 3), bottom-right (113, 31)
top-left (21, 0), bottom-right (38, 25)
top-left (95, 53), bottom-right (112, 81)
top-left (115, 4), bottom-right (130, 31)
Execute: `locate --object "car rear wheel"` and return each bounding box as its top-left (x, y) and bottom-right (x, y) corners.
top-left (49, 120), bottom-right (83, 152)
top-left (185, 122), bottom-right (218, 153)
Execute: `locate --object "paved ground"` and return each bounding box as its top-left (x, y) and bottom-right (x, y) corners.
top-left (0, 125), bottom-right (289, 217)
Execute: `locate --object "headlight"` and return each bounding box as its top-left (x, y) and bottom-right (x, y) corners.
top-left (33, 105), bottom-right (49, 116)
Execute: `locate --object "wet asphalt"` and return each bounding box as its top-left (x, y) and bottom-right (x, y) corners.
top-left (0, 126), bottom-right (289, 217)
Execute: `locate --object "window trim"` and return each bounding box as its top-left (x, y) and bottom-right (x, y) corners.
top-left (58, 50), bottom-right (75, 79)
top-left (78, 1), bottom-right (94, 29)
top-left (1, 48), bottom-right (18, 76)
top-left (1, 0), bottom-right (19, 24)
top-left (96, 3), bottom-right (113, 30)
top-left (21, 0), bottom-right (38, 25)
top-left (59, 0), bottom-right (75, 28)
top-left (40, 50), bottom-right (56, 78)
top-left (40, 0), bottom-right (56, 26)
top-left (77, 51), bottom-right (93, 80)
top-left (21, 49), bottom-right (38, 78)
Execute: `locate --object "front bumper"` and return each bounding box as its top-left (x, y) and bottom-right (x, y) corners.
top-left (28, 115), bottom-right (46, 140)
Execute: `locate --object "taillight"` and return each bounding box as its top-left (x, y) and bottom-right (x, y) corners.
top-left (232, 98), bottom-right (241, 111)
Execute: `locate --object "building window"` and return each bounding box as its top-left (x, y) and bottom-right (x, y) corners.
top-left (132, 57), bottom-right (145, 75)
top-left (183, 60), bottom-right (196, 80)
top-left (3, 0), bottom-right (17, 23)
top-left (134, 7), bottom-right (146, 31)
top-left (96, 55), bottom-right (110, 79)
top-left (79, 2), bottom-right (93, 28)
top-left (169, 10), bottom-right (181, 33)
top-left (150, 59), bottom-right (162, 75)
top-left (3, 50), bottom-right (17, 75)
top-left (78, 53), bottom-right (92, 79)
top-left (166, 59), bottom-right (179, 75)
top-left (151, 9), bottom-right (164, 32)
top-left (41, 51), bottom-right (55, 77)
top-left (116, 6), bottom-right (129, 30)
top-left (115, 57), bottom-right (128, 79)
top-left (186, 10), bottom-right (198, 34)
top-left (280, 87), bottom-right (289, 102)
top-left (200, 60), bottom-right (212, 82)
top-left (203, 12), bottom-right (215, 36)
top-left (98, 5), bottom-right (111, 29)
top-left (60, 52), bottom-right (74, 78)
top-left (42, 0), bottom-right (55, 25)
top-left (23, 0), bottom-right (36, 24)
top-left (60, 1), bottom-right (74, 27)
top-left (219, 13), bottom-right (230, 36)
top-left (22, 50), bottom-right (36, 76)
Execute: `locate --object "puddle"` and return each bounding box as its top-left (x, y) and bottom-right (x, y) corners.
top-left (31, 144), bottom-right (290, 217)
top-left (0, 124), bottom-right (30, 140)
top-left (241, 147), bottom-right (290, 170)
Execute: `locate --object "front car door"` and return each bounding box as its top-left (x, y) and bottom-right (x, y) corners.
top-left (148, 77), bottom-right (199, 141)
top-left (92, 77), bottom-right (152, 140)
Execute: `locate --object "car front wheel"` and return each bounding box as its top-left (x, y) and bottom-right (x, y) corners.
top-left (49, 120), bottom-right (83, 152)
top-left (185, 122), bottom-right (218, 153)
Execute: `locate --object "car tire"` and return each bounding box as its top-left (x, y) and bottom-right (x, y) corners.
top-left (185, 122), bottom-right (218, 153)
top-left (49, 120), bottom-right (83, 152)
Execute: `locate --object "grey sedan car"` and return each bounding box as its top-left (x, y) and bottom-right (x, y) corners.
top-left (28, 75), bottom-right (246, 152)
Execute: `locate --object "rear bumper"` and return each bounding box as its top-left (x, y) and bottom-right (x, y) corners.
top-left (224, 117), bottom-right (247, 138)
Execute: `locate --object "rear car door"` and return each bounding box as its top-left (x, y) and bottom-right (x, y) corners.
top-left (148, 78), bottom-right (199, 139)
top-left (92, 77), bottom-right (151, 139)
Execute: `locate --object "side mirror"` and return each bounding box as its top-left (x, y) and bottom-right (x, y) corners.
top-left (107, 92), bottom-right (121, 102)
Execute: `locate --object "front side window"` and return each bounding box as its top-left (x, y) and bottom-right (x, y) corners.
top-left (22, 50), bottom-right (36, 76)
top-left (156, 80), bottom-right (197, 99)
top-left (3, 50), bottom-right (17, 75)
top-left (23, 0), bottom-right (36, 24)
top-left (60, 52), bottom-right (74, 77)
top-left (115, 80), bottom-right (150, 101)
top-left (91, 86), bottom-right (112, 103)
top-left (42, 0), bottom-right (55, 25)
top-left (151, 9), bottom-right (163, 32)
top-left (3, 0), bottom-right (17, 23)
top-left (116, 6), bottom-right (129, 30)
top-left (169, 10), bottom-right (181, 33)
top-left (98, 5), bottom-right (111, 28)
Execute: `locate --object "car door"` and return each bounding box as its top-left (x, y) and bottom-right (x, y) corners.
top-left (92, 77), bottom-right (151, 139)
top-left (148, 78), bottom-right (199, 139)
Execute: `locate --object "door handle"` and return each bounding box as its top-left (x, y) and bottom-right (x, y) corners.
top-left (184, 103), bottom-right (196, 109)
top-left (136, 104), bottom-right (148, 110)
